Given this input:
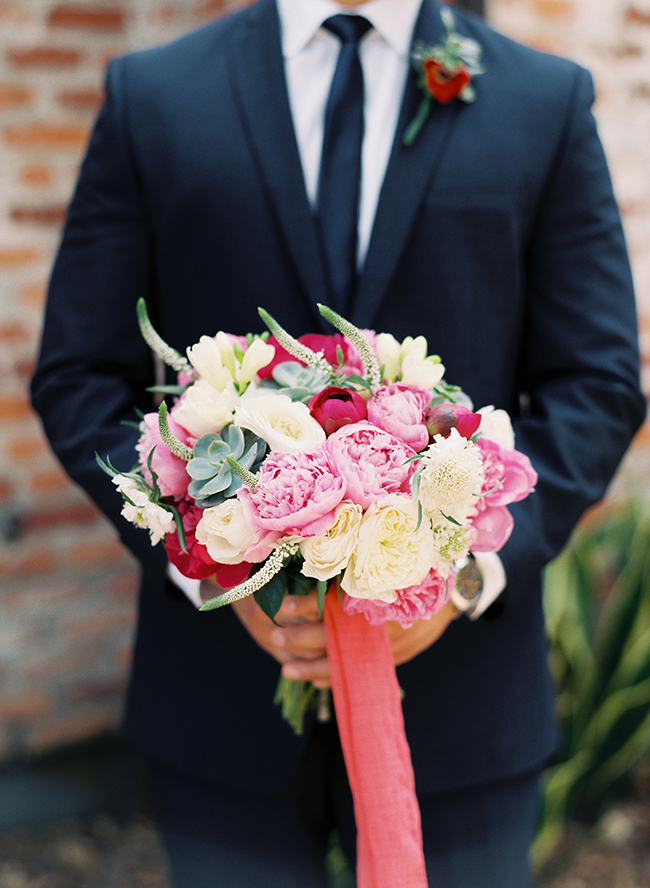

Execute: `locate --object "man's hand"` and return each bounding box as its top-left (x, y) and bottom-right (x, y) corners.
top-left (205, 579), bottom-right (461, 688)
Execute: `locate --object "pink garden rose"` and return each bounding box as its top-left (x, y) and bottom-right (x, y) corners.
top-left (475, 438), bottom-right (537, 506)
top-left (309, 386), bottom-right (367, 436)
top-left (366, 383), bottom-right (432, 451)
top-left (343, 569), bottom-right (451, 628)
top-left (137, 412), bottom-right (193, 498)
top-left (468, 438), bottom-right (536, 551)
top-left (325, 421), bottom-right (416, 509)
top-left (237, 447), bottom-right (345, 539)
top-left (425, 403), bottom-right (482, 440)
top-left (470, 503), bottom-right (514, 552)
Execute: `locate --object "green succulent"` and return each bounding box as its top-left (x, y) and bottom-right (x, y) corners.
top-left (258, 361), bottom-right (331, 402)
top-left (187, 425), bottom-right (266, 507)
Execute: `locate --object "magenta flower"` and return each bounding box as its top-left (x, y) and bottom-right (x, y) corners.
top-left (325, 421), bottom-right (416, 509)
top-left (309, 386), bottom-right (367, 436)
top-left (366, 383), bottom-right (432, 451)
top-left (237, 448), bottom-right (345, 539)
top-left (425, 403), bottom-right (481, 440)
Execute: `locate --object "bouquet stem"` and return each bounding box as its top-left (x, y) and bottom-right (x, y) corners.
top-left (274, 676), bottom-right (332, 735)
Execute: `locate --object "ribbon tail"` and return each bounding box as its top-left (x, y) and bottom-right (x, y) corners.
top-left (324, 589), bottom-right (428, 888)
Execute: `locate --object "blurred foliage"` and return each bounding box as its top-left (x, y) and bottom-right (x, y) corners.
top-left (534, 501), bottom-right (650, 868)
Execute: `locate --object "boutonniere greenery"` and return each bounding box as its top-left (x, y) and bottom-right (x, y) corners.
top-left (404, 8), bottom-right (484, 146)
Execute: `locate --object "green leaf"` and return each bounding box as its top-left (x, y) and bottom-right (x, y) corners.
top-left (254, 569), bottom-right (287, 622)
top-left (317, 580), bottom-right (328, 617)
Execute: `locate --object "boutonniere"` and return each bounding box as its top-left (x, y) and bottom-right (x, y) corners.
top-left (404, 8), bottom-right (484, 146)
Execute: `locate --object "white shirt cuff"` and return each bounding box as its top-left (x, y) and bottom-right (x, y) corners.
top-left (167, 563), bottom-right (202, 609)
top-left (469, 552), bottom-right (507, 620)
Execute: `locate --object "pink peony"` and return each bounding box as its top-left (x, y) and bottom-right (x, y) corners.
top-left (425, 403), bottom-right (482, 440)
top-left (309, 386), bottom-right (367, 436)
top-left (366, 383), bottom-right (432, 451)
top-left (475, 438), bottom-right (537, 506)
top-left (470, 503), bottom-right (514, 552)
top-left (237, 448), bottom-right (345, 539)
top-left (325, 421), bottom-right (416, 509)
top-left (343, 569), bottom-right (451, 628)
top-left (138, 412), bottom-right (193, 499)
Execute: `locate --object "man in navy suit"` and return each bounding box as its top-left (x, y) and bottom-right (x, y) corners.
top-left (32, 0), bottom-right (645, 885)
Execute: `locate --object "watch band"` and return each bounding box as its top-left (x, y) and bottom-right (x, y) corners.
top-left (449, 553), bottom-right (484, 615)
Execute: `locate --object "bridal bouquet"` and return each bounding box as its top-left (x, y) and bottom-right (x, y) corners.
top-left (101, 301), bottom-right (536, 888)
top-left (102, 302), bottom-right (536, 718)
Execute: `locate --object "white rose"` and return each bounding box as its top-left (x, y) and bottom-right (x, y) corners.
top-left (195, 499), bottom-right (254, 563)
top-left (173, 378), bottom-right (237, 438)
top-left (417, 428), bottom-right (484, 523)
top-left (478, 406), bottom-right (515, 450)
top-left (186, 336), bottom-right (231, 391)
top-left (341, 495), bottom-right (433, 602)
top-left (300, 502), bottom-right (363, 581)
top-left (375, 333), bottom-right (401, 382)
top-left (234, 393), bottom-right (326, 452)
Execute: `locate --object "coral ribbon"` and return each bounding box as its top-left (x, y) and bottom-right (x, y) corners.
top-left (323, 589), bottom-right (428, 888)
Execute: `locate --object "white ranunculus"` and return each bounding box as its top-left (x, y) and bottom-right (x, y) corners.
top-left (172, 378), bottom-right (237, 438)
top-left (195, 499), bottom-right (254, 564)
top-left (234, 393), bottom-right (326, 452)
top-left (375, 333), bottom-right (401, 382)
top-left (186, 336), bottom-right (231, 391)
top-left (239, 338), bottom-right (275, 386)
top-left (417, 428), bottom-right (484, 523)
top-left (341, 495), bottom-right (433, 602)
top-left (478, 406), bottom-right (515, 450)
top-left (300, 502), bottom-right (363, 581)
top-left (114, 476), bottom-right (174, 544)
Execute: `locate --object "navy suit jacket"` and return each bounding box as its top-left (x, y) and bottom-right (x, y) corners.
top-left (32, 0), bottom-right (645, 794)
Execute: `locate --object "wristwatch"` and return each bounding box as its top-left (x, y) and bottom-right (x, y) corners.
top-left (449, 554), bottom-right (484, 615)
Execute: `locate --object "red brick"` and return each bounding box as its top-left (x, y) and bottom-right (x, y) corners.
top-left (3, 122), bottom-right (89, 150)
top-left (57, 86), bottom-right (104, 112)
top-left (0, 393), bottom-right (32, 420)
top-left (0, 321), bottom-right (30, 342)
top-left (11, 204), bottom-right (68, 226)
top-left (0, 84), bottom-right (33, 107)
top-left (47, 4), bottom-right (127, 31)
top-left (20, 165), bottom-right (55, 187)
top-left (0, 549), bottom-right (56, 579)
top-left (69, 538), bottom-right (129, 567)
top-left (6, 46), bottom-right (83, 68)
top-left (0, 476), bottom-right (12, 503)
top-left (7, 437), bottom-right (49, 461)
top-left (31, 467), bottom-right (72, 494)
top-left (0, 695), bottom-right (52, 722)
top-left (20, 282), bottom-right (48, 306)
top-left (22, 501), bottom-right (102, 532)
top-left (0, 246), bottom-right (40, 267)
top-left (625, 5), bottom-right (650, 25)
top-left (67, 678), bottom-right (128, 704)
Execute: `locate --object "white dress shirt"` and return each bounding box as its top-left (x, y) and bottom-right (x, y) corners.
top-left (171, 0), bottom-right (506, 617)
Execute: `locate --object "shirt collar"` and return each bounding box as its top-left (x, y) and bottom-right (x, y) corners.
top-left (277, 0), bottom-right (423, 60)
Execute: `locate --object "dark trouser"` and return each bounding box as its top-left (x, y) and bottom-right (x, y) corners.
top-left (152, 721), bottom-right (541, 888)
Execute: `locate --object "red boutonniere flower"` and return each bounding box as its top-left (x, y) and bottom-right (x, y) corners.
top-left (404, 9), bottom-right (484, 146)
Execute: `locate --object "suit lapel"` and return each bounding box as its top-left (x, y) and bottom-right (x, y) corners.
top-left (352, 0), bottom-right (463, 329)
top-left (227, 0), bottom-right (329, 330)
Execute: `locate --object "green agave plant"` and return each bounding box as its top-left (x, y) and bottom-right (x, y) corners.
top-left (534, 500), bottom-right (650, 870)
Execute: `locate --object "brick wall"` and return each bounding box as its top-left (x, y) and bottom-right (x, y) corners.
top-left (0, 0), bottom-right (648, 764)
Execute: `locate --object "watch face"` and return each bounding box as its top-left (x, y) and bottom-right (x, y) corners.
top-left (455, 561), bottom-right (483, 602)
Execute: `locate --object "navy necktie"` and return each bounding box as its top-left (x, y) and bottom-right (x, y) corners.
top-left (316, 15), bottom-right (372, 314)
